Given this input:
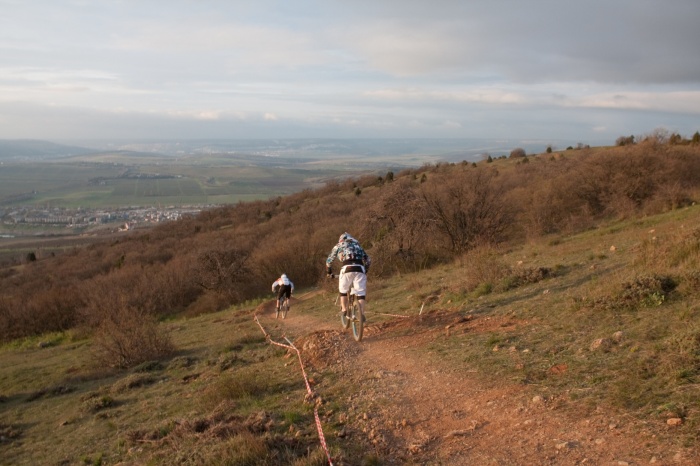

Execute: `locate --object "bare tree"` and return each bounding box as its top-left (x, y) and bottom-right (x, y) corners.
top-left (364, 179), bottom-right (434, 256)
top-left (421, 168), bottom-right (513, 253)
top-left (194, 246), bottom-right (250, 300)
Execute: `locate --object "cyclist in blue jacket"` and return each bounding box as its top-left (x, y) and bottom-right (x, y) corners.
top-left (326, 232), bottom-right (371, 322)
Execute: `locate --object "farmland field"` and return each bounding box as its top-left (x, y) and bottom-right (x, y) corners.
top-left (0, 160), bottom-right (369, 208)
top-left (0, 138), bottom-right (521, 208)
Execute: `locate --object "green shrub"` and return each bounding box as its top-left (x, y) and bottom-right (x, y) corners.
top-left (593, 274), bottom-right (677, 311)
top-left (472, 282), bottom-right (493, 298)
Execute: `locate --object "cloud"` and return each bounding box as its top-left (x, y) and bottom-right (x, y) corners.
top-left (333, 0), bottom-right (700, 84)
top-left (575, 91), bottom-right (700, 114)
top-left (1, 0), bottom-right (699, 142)
top-left (442, 120), bottom-right (462, 129)
top-left (364, 88), bottom-right (526, 105)
top-left (114, 19), bottom-right (330, 71)
top-left (193, 111), bottom-right (221, 121)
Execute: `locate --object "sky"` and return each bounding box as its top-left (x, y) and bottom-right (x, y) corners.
top-left (1, 0), bottom-right (700, 146)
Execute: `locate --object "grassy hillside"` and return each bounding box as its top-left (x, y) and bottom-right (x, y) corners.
top-left (1, 203), bottom-right (699, 464)
top-left (1, 138), bottom-right (700, 463)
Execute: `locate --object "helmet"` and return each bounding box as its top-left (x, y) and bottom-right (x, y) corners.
top-left (339, 232), bottom-right (355, 243)
top-left (281, 273), bottom-right (287, 279)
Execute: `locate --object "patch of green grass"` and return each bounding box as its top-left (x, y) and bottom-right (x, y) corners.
top-left (0, 331), bottom-right (68, 350)
top-left (471, 281), bottom-right (493, 298)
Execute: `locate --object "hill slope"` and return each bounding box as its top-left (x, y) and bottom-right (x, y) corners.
top-left (1, 203), bottom-right (699, 464)
top-left (2, 139), bottom-right (700, 464)
top-left (0, 139), bottom-right (94, 159)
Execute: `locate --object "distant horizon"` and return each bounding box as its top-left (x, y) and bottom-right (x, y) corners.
top-left (0, 136), bottom-right (612, 160)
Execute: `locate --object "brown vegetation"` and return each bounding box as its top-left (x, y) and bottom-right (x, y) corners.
top-left (1, 139), bottom-right (699, 368)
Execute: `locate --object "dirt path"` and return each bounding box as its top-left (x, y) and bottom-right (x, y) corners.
top-left (257, 293), bottom-right (699, 465)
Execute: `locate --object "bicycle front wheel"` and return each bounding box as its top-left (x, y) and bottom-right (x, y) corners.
top-left (350, 300), bottom-right (363, 341)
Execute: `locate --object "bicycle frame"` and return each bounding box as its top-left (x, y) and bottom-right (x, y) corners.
top-left (276, 295), bottom-right (290, 319)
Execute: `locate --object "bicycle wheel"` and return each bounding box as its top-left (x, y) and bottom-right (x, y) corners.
top-left (350, 298), bottom-right (363, 341)
top-left (275, 298), bottom-right (281, 319)
top-left (340, 295), bottom-right (351, 329)
top-left (282, 298), bottom-right (289, 319)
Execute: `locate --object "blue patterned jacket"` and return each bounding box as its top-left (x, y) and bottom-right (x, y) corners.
top-left (326, 239), bottom-right (371, 272)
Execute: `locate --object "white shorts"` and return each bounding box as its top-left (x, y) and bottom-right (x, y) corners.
top-left (339, 270), bottom-right (367, 297)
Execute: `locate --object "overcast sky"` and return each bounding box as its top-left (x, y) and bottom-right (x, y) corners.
top-left (1, 0), bottom-right (699, 145)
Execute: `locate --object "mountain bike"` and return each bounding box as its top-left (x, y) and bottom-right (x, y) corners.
top-left (339, 285), bottom-right (364, 341)
top-left (276, 295), bottom-right (290, 319)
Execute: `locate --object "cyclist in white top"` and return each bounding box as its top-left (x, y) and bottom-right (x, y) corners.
top-left (272, 274), bottom-right (294, 312)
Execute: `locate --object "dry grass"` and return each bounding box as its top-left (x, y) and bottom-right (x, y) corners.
top-left (403, 205), bottom-right (700, 442)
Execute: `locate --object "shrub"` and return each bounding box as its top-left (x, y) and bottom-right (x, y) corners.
top-left (459, 246), bottom-right (510, 292)
top-left (83, 394), bottom-right (116, 413)
top-left (92, 307), bottom-right (175, 369)
top-left (498, 267), bottom-right (552, 291)
top-left (363, 178), bottom-right (439, 273)
top-left (616, 135), bottom-right (635, 146)
top-left (593, 274), bottom-right (677, 311)
top-left (194, 246), bottom-right (251, 301)
top-left (509, 147), bottom-right (526, 158)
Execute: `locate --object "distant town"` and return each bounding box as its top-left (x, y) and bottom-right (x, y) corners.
top-left (0, 204), bottom-right (209, 237)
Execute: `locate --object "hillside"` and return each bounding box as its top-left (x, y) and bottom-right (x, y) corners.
top-left (1, 203), bottom-right (699, 464)
top-left (1, 138), bottom-right (700, 464)
top-left (0, 139), bottom-right (94, 159)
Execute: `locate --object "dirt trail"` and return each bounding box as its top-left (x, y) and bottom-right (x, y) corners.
top-left (257, 293), bottom-right (699, 465)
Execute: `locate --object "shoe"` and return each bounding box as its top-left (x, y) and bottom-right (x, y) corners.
top-left (361, 314), bottom-right (366, 323)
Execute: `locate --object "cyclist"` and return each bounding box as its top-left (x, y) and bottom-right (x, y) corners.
top-left (271, 273), bottom-right (294, 313)
top-left (326, 232), bottom-right (371, 322)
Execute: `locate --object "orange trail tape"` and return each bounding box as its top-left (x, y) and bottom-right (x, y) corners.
top-left (254, 314), bottom-right (334, 466)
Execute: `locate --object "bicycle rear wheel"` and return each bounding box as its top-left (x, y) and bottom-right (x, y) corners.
top-left (350, 299), bottom-right (363, 341)
top-left (340, 295), bottom-right (351, 329)
top-left (282, 298), bottom-right (289, 319)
